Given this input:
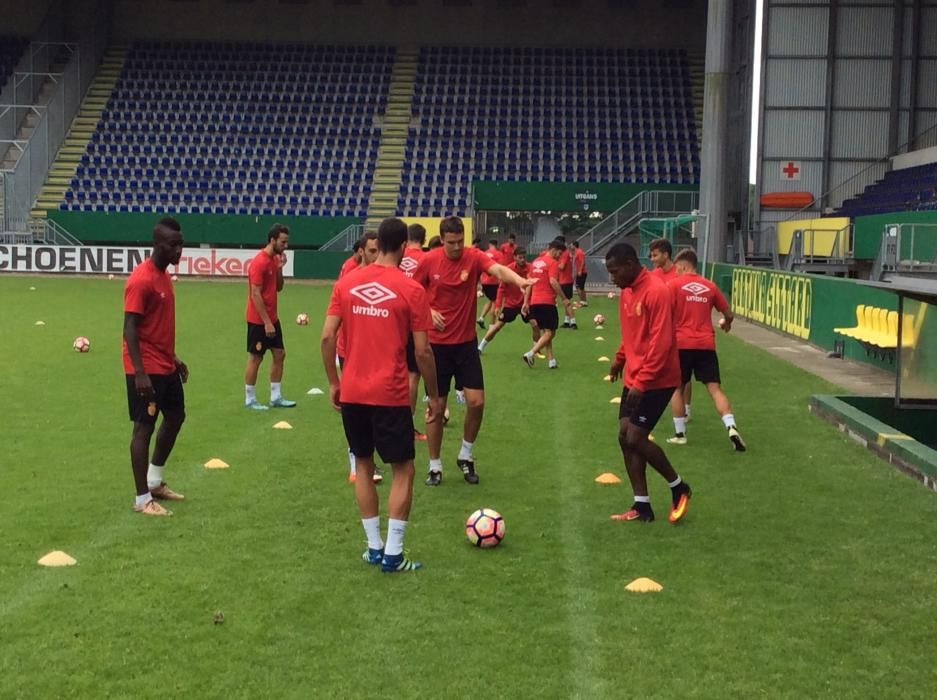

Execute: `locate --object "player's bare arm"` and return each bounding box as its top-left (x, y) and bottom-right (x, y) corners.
top-left (276, 252), bottom-right (286, 292)
top-left (430, 308), bottom-right (446, 331)
top-left (320, 314), bottom-right (342, 411)
top-left (250, 283), bottom-right (276, 335)
top-left (413, 329), bottom-right (442, 425)
top-left (489, 262), bottom-right (537, 290)
top-left (123, 312), bottom-right (154, 399)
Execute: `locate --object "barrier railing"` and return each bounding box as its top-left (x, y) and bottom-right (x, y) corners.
top-left (874, 223), bottom-right (937, 279)
top-left (319, 223), bottom-right (364, 251)
top-left (577, 190), bottom-right (700, 255)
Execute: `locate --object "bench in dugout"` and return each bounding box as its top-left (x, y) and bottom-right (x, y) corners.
top-left (833, 304), bottom-right (918, 361)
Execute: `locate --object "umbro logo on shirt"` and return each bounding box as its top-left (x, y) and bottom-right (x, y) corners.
top-left (350, 282), bottom-right (398, 318)
top-left (681, 281), bottom-right (710, 302)
top-left (399, 258), bottom-right (419, 274)
top-left (532, 260), bottom-right (546, 270)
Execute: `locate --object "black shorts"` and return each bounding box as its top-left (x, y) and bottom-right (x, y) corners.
top-left (679, 349), bottom-right (721, 385)
top-left (499, 305), bottom-right (523, 324)
top-left (528, 304), bottom-right (559, 331)
top-left (247, 320), bottom-right (284, 355)
top-left (560, 283), bottom-right (574, 300)
top-left (126, 372), bottom-right (185, 424)
top-left (432, 340), bottom-right (484, 394)
top-left (341, 403), bottom-right (415, 463)
top-left (575, 273), bottom-right (587, 290)
top-left (406, 335), bottom-right (418, 373)
top-left (481, 284), bottom-right (499, 302)
top-left (618, 386), bottom-right (676, 431)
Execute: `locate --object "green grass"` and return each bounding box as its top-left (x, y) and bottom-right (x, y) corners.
top-left (3, 274), bottom-right (937, 698)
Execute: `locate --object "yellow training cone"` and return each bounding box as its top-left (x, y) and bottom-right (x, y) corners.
top-left (273, 421), bottom-right (293, 430)
top-left (204, 458), bottom-right (230, 469)
top-left (595, 336), bottom-right (605, 341)
top-left (38, 551), bottom-right (77, 567)
top-left (594, 472), bottom-right (622, 484)
top-left (595, 325), bottom-right (604, 330)
top-left (625, 577), bottom-right (663, 593)
top-left (610, 397), bottom-right (622, 404)
top-left (602, 375), bottom-right (613, 382)
top-left (598, 356), bottom-right (610, 362)
top-left (35, 321), bottom-right (45, 326)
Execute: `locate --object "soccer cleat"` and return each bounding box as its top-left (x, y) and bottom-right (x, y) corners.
top-left (381, 552), bottom-right (422, 573)
top-left (362, 547), bottom-right (384, 565)
top-left (522, 352), bottom-right (534, 368)
top-left (245, 400), bottom-right (269, 411)
top-left (669, 483), bottom-right (692, 523)
top-left (535, 352), bottom-right (547, 360)
top-left (133, 499), bottom-right (172, 516)
top-left (562, 321), bottom-right (571, 328)
top-left (372, 467), bottom-right (384, 484)
top-left (548, 359), bottom-right (558, 369)
top-left (728, 426), bottom-right (747, 452)
top-left (580, 301), bottom-right (589, 307)
top-left (610, 505), bottom-right (655, 522)
top-left (425, 470), bottom-right (442, 486)
top-left (457, 458), bottom-right (479, 484)
top-left (149, 482), bottom-right (185, 500)
top-left (348, 472), bottom-right (357, 483)
top-left (666, 433), bottom-right (688, 445)
top-left (477, 318), bottom-right (486, 329)
top-left (570, 321), bottom-right (578, 330)
top-left (269, 397), bottom-right (297, 408)
top-left (414, 429), bottom-right (427, 442)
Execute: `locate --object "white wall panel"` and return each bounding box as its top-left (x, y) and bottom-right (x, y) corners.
top-left (761, 160), bottom-right (824, 199)
top-left (921, 6), bottom-right (937, 56)
top-left (763, 110), bottom-right (826, 157)
top-left (831, 111), bottom-right (890, 159)
top-left (833, 59), bottom-right (891, 108)
top-left (836, 5), bottom-right (894, 57)
top-left (765, 59), bottom-right (826, 107)
top-left (917, 60), bottom-right (937, 108)
top-left (827, 161), bottom-right (887, 208)
top-left (767, 6), bottom-right (829, 56)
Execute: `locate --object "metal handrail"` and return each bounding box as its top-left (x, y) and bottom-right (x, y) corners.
top-left (576, 190), bottom-right (700, 255)
top-left (319, 223), bottom-right (364, 251)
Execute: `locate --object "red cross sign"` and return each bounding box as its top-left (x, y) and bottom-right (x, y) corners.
top-left (781, 161), bottom-right (801, 180)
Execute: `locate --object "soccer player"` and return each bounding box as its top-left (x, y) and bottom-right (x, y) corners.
top-left (123, 217), bottom-right (188, 516)
top-left (499, 233), bottom-right (517, 264)
top-left (572, 240), bottom-right (588, 306)
top-left (476, 238), bottom-right (501, 329)
top-left (605, 243), bottom-right (692, 524)
top-left (648, 237), bottom-right (677, 282)
top-left (521, 239), bottom-right (564, 369)
top-left (665, 249), bottom-right (746, 451)
top-left (557, 237), bottom-right (578, 328)
top-left (339, 238), bottom-right (364, 278)
top-left (321, 217), bottom-right (443, 573)
top-left (401, 223), bottom-right (428, 441)
top-left (478, 246), bottom-right (530, 353)
top-left (413, 216), bottom-right (536, 486)
top-left (244, 224), bottom-right (296, 410)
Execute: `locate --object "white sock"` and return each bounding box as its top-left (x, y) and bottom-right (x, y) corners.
top-left (634, 495), bottom-right (651, 504)
top-left (564, 316), bottom-right (570, 323)
top-left (245, 384), bottom-right (256, 404)
top-left (673, 416), bottom-right (687, 435)
top-left (147, 463), bottom-right (164, 489)
top-left (361, 516), bottom-right (383, 550)
top-left (668, 476), bottom-right (683, 488)
top-left (548, 358), bottom-right (558, 368)
top-left (135, 492), bottom-right (153, 506)
top-left (458, 439), bottom-right (474, 461)
top-left (478, 338), bottom-right (488, 351)
top-left (348, 448), bottom-right (356, 475)
top-left (685, 404), bottom-right (692, 418)
top-left (570, 317), bottom-right (576, 325)
top-left (271, 382), bottom-right (282, 401)
top-left (385, 518), bottom-right (407, 556)
top-left (429, 457), bottom-right (443, 473)
top-left (722, 413), bottom-right (736, 429)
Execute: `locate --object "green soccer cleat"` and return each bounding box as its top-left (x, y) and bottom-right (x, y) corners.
top-left (269, 397), bottom-right (297, 408)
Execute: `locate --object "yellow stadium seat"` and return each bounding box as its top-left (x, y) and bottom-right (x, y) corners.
top-left (851, 306), bottom-right (880, 342)
top-left (900, 313), bottom-right (918, 348)
top-left (870, 311), bottom-right (898, 348)
top-left (833, 304), bottom-right (865, 338)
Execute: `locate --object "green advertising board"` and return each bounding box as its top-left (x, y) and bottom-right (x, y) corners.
top-left (472, 181), bottom-right (697, 212)
top-left (852, 210), bottom-right (937, 260)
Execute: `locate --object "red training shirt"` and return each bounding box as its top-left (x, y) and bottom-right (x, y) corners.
top-left (245, 250), bottom-right (280, 324)
top-left (327, 264), bottom-right (432, 406)
top-left (528, 255), bottom-right (559, 305)
top-left (339, 255), bottom-right (359, 278)
top-left (480, 247), bottom-right (500, 285)
top-left (651, 265), bottom-right (677, 284)
top-left (400, 245), bottom-right (425, 279)
top-left (122, 258), bottom-right (176, 375)
top-left (614, 268), bottom-right (681, 392)
top-left (499, 241), bottom-right (516, 265)
top-left (557, 249), bottom-right (574, 284)
top-left (412, 246), bottom-right (498, 345)
top-left (574, 247), bottom-right (586, 275)
top-left (668, 272), bottom-right (729, 351)
top-left (495, 260), bottom-right (528, 309)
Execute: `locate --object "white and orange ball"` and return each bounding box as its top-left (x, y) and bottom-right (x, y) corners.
top-left (296, 313), bottom-right (309, 326)
top-left (593, 313), bottom-right (605, 326)
top-left (466, 508), bottom-right (505, 548)
top-left (718, 318), bottom-right (726, 329)
top-left (73, 336), bottom-right (90, 353)
top-left (607, 291), bottom-right (615, 299)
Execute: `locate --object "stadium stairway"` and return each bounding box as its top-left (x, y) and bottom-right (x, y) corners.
top-left (30, 46), bottom-right (128, 219)
top-left (688, 52), bottom-right (704, 143)
top-left (365, 47), bottom-right (417, 230)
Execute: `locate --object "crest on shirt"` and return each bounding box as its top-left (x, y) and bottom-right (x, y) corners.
top-left (399, 257), bottom-right (419, 274)
top-left (681, 281), bottom-right (710, 296)
top-left (459, 270), bottom-right (469, 282)
top-left (634, 302), bottom-right (643, 316)
top-left (350, 282), bottom-right (398, 306)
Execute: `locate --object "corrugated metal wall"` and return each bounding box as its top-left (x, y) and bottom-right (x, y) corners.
top-left (757, 0), bottom-right (937, 221)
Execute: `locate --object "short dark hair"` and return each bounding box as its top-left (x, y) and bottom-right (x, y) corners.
top-left (378, 218), bottom-right (408, 253)
top-left (267, 223), bottom-right (289, 243)
top-left (571, 240), bottom-right (580, 248)
top-left (606, 243), bottom-right (639, 265)
top-left (488, 238), bottom-right (498, 246)
top-left (514, 246), bottom-right (527, 256)
top-left (648, 238), bottom-right (672, 257)
top-left (440, 216), bottom-right (464, 236)
top-left (427, 235), bottom-right (442, 249)
top-left (508, 233), bottom-right (516, 241)
top-left (407, 223), bottom-right (426, 244)
top-left (674, 248), bottom-right (698, 268)
top-left (555, 234), bottom-right (567, 243)
top-left (157, 216), bottom-right (181, 232)
top-left (549, 238), bottom-right (566, 251)
top-left (352, 239), bottom-right (363, 253)
top-left (363, 231), bottom-right (378, 243)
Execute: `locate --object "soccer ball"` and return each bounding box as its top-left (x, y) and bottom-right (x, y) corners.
top-left (593, 314), bottom-right (605, 326)
top-left (465, 508), bottom-right (505, 548)
top-left (607, 291), bottom-right (615, 299)
top-left (73, 336), bottom-right (90, 353)
top-left (444, 407), bottom-right (450, 424)
top-left (296, 313), bottom-right (309, 326)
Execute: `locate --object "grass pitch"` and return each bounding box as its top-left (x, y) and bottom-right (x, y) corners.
top-left (2, 275), bottom-right (937, 698)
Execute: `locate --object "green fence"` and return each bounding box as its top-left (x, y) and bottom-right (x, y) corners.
top-left (472, 181), bottom-right (697, 212)
top-left (49, 211), bottom-right (359, 248)
top-left (292, 250), bottom-right (348, 280)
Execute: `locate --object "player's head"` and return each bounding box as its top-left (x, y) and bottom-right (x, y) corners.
top-left (648, 238), bottom-right (673, 268)
top-left (513, 246), bottom-right (527, 266)
top-left (555, 235), bottom-right (567, 243)
top-left (427, 235), bottom-right (442, 249)
top-left (362, 231), bottom-right (379, 265)
top-left (407, 223), bottom-right (426, 246)
top-left (547, 238), bottom-right (566, 259)
top-left (352, 238), bottom-right (364, 262)
top-left (267, 223), bottom-right (289, 254)
top-left (507, 233), bottom-right (516, 243)
top-left (439, 216), bottom-right (465, 260)
top-left (378, 217), bottom-right (408, 261)
top-left (674, 248), bottom-right (698, 274)
top-left (605, 243), bottom-right (642, 289)
top-left (571, 240), bottom-right (580, 249)
top-left (153, 216), bottom-right (183, 267)
top-left (488, 238), bottom-right (498, 249)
